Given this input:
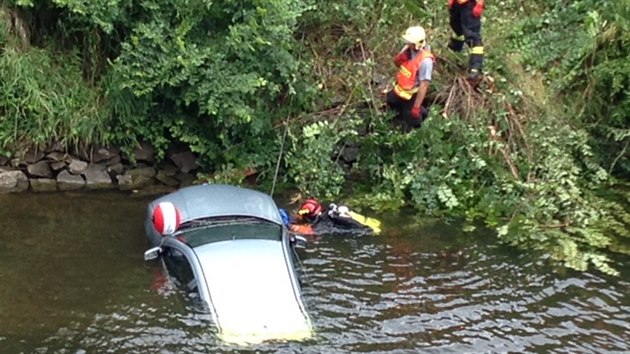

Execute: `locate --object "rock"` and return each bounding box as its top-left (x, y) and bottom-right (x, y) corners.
top-left (134, 141), bottom-right (155, 164)
top-left (57, 170), bottom-right (85, 190)
top-left (155, 169), bottom-right (180, 187)
top-left (45, 151), bottom-right (68, 162)
top-left (0, 168), bottom-right (29, 193)
top-left (50, 161), bottom-right (67, 171)
top-left (23, 149), bottom-right (44, 164)
top-left (2, 141), bottom-right (210, 193)
top-left (131, 166), bottom-right (156, 178)
top-left (170, 151), bottom-right (198, 173)
top-left (93, 146), bottom-right (121, 163)
top-left (30, 178), bottom-right (58, 192)
top-left (84, 164), bottom-right (113, 189)
top-left (175, 172), bottom-right (196, 187)
top-left (68, 158), bottom-right (88, 175)
top-left (152, 162), bottom-right (179, 186)
top-left (116, 167), bottom-right (156, 191)
top-left (107, 162), bottom-right (125, 175)
top-left (340, 146), bottom-right (360, 163)
top-left (27, 161), bottom-right (53, 178)
top-left (158, 162), bottom-right (179, 176)
top-left (105, 154), bottom-right (121, 166)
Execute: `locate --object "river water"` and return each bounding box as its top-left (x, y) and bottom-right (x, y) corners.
top-left (0, 191), bottom-right (628, 353)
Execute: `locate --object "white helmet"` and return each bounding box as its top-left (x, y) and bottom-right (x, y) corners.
top-left (402, 26), bottom-right (426, 47)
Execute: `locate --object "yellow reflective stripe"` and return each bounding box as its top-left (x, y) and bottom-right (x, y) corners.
top-left (471, 46), bottom-right (484, 54)
top-left (399, 65), bottom-right (412, 78)
top-left (393, 83), bottom-right (417, 100)
top-left (453, 35), bottom-right (465, 41)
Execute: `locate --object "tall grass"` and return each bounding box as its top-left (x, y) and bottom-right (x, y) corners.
top-left (0, 45), bottom-right (110, 155)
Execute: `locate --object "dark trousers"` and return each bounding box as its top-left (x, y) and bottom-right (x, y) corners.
top-left (448, 1), bottom-right (484, 71)
top-left (386, 90), bottom-right (428, 131)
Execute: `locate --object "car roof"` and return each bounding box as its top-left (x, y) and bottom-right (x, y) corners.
top-left (150, 184), bottom-right (283, 225)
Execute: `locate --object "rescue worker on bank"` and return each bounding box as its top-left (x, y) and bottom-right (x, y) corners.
top-left (386, 26), bottom-right (435, 131)
top-left (447, 0), bottom-right (485, 81)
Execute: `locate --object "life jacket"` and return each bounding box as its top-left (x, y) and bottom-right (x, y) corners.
top-left (290, 223), bottom-right (315, 235)
top-left (393, 49), bottom-right (435, 100)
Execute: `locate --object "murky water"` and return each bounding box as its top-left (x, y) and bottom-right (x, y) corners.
top-left (0, 191), bottom-right (628, 353)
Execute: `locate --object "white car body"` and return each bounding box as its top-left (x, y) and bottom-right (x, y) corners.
top-left (144, 184), bottom-right (313, 344)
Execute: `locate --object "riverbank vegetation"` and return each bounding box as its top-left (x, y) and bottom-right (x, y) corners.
top-left (1, 0), bottom-right (628, 275)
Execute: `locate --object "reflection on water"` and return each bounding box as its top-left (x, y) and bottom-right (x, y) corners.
top-left (0, 192), bottom-right (628, 353)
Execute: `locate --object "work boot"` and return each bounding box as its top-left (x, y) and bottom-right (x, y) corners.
top-left (467, 68), bottom-right (483, 82)
top-left (468, 51), bottom-right (484, 81)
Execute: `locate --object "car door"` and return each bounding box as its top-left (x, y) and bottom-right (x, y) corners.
top-left (158, 236), bottom-right (214, 312)
top-left (162, 246), bottom-right (198, 294)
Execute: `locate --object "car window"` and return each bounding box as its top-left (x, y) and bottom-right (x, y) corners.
top-left (179, 219), bottom-right (282, 248)
top-left (163, 248), bottom-right (197, 292)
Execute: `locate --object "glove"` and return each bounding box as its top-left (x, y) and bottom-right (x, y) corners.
top-left (410, 105), bottom-right (422, 119)
top-left (394, 52), bottom-right (408, 66)
top-left (472, 0), bottom-right (484, 17)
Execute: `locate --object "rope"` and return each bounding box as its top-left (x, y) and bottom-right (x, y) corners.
top-left (291, 243), bottom-right (313, 289)
top-left (270, 118), bottom-right (289, 197)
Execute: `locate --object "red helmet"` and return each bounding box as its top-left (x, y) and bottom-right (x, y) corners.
top-left (298, 198), bottom-right (323, 221)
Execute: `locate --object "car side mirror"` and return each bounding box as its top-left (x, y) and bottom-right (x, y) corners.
top-left (292, 235), bottom-right (308, 249)
top-left (144, 246), bottom-right (162, 261)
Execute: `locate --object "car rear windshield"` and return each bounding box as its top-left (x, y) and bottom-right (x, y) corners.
top-left (178, 217), bottom-right (282, 248)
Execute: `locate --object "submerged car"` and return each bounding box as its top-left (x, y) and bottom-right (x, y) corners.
top-left (143, 184), bottom-right (313, 345)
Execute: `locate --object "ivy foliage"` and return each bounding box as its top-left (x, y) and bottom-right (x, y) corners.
top-left (284, 116), bottom-right (360, 200)
top-left (506, 0), bottom-right (630, 176)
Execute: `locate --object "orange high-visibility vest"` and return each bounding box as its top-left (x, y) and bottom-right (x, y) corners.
top-left (448, 0), bottom-right (467, 7)
top-left (393, 49), bottom-right (435, 100)
top-left (448, 0), bottom-right (483, 7)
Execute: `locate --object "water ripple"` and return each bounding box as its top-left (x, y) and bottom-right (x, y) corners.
top-left (1, 193), bottom-right (629, 353)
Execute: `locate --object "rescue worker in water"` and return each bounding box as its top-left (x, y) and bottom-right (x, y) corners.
top-left (280, 198), bottom-right (381, 236)
top-left (386, 25), bottom-right (435, 131)
top-left (447, 0), bottom-right (485, 81)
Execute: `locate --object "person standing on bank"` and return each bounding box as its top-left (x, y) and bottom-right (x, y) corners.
top-left (447, 0), bottom-right (485, 81)
top-left (386, 26), bottom-right (435, 131)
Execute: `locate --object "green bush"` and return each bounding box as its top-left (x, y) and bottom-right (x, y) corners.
top-left (507, 0), bottom-right (630, 176)
top-left (105, 0), bottom-right (314, 171)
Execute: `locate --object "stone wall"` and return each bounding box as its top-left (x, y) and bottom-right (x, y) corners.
top-left (0, 142), bottom-right (200, 193)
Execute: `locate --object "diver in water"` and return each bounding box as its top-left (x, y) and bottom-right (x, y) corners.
top-left (280, 198), bottom-right (381, 236)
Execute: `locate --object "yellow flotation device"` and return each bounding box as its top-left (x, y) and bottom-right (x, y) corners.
top-left (348, 211), bottom-right (382, 235)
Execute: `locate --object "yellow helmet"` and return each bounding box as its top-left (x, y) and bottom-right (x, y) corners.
top-left (402, 26), bottom-right (426, 47)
